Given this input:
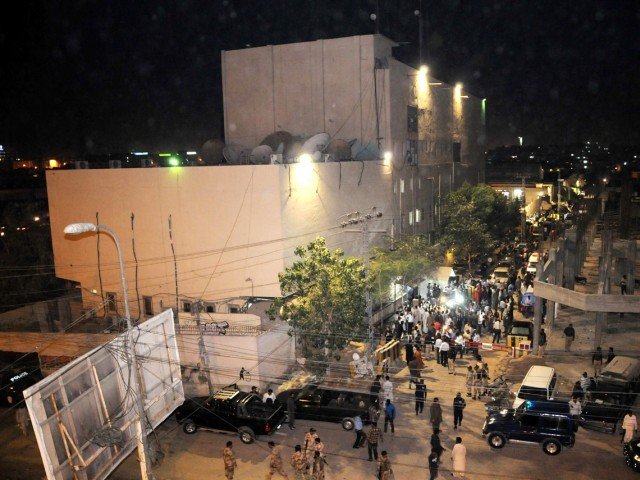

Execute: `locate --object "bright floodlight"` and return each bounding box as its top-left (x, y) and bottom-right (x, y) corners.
top-left (419, 65), bottom-right (428, 75)
top-left (298, 153), bottom-right (312, 164)
top-left (64, 223), bottom-right (98, 235)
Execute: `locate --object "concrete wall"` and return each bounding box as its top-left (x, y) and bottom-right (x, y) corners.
top-left (177, 325), bottom-right (294, 392)
top-left (46, 161), bottom-right (411, 318)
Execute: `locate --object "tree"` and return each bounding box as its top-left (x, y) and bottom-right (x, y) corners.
top-left (438, 183), bottom-right (519, 268)
top-left (370, 235), bottom-right (438, 303)
top-left (277, 238), bottom-right (368, 376)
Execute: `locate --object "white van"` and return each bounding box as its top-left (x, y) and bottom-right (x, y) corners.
top-left (513, 365), bottom-right (557, 409)
top-left (526, 253), bottom-right (540, 275)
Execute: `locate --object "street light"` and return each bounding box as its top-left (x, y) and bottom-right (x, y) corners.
top-left (64, 223), bottom-right (153, 480)
top-left (245, 277), bottom-right (254, 297)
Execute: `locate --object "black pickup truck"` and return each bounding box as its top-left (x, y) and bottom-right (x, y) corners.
top-left (175, 389), bottom-right (286, 444)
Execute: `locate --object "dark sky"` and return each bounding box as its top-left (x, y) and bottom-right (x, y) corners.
top-left (1, 0), bottom-right (639, 155)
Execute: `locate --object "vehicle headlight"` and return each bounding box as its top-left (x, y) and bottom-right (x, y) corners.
top-left (634, 454), bottom-right (640, 462)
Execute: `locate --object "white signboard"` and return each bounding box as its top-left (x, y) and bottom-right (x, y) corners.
top-left (24, 309), bottom-right (184, 480)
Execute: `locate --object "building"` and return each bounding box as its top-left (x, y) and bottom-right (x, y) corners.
top-left (45, 33), bottom-right (485, 389)
top-left (222, 34), bottom-right (485, 225)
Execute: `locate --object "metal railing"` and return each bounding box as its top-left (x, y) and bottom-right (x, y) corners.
top-left (175, 324), bottom-right (264, 336)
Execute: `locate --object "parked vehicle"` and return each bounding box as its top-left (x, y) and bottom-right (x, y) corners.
top-left (482, 400), bottom-right (577, 455)
top-left (276, 384), bottom-right (369, 430)
top-left (513, 366), bottom-right (558, 409)
top-left (623, 437), bottom-right (640, 472)
top-left (175, 389), bottom-right (286, 444)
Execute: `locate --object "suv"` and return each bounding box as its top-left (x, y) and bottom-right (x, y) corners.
top-left (175, 389), bottom-right (286, 444)
top-left (276, 384), bottom-right (369, 430)
top-left (482, 400), bottom-right (577, 455)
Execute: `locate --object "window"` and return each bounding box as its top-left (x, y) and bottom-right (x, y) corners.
top-left (143, 296), bottom-right (153, 316)
top-left (106, 292), bottom-right (117, 312)
top-left (410, 177), bottom-right (414, 191)
top-left (409, 211), bottom-right (414, 225)
top-left (182, 301), bottom-right (192, 313)
top-left (205, 304), bottom-right (215, 313)
top-left (407, 105), bottom-right (418, 132)
top-left (416, 209), bottom-right (422, 223)
top-left (452, 142), bottom-right (461, 163)
top-left (519, 386), bottom-right (548, 401)
top-left (418, 178), bottom-right (422, 190)
top-left (400, 179), bottom-right (405, 193)
top-left (541, 417), bottom-right (560, 430)
top-left (520, 415), bottom-right (539, 428)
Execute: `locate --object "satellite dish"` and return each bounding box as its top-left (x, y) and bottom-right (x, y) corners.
top-left (352, 353), bottom-right (361, 361)
top-left (260, 131), bottom-right (292, 150)
top-left (326, 139), bottom-right (354, 161)
top-left (223, 143), bottom-right (251, 165)
top-left (302, 133), bottom-right (330, 155)
top-left (200, 139), bottom-right (225, 165)
top-left (250, 145), bottom-right (273, 164)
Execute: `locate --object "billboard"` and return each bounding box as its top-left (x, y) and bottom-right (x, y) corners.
top-left (24, 309), bottom-right (184, 480)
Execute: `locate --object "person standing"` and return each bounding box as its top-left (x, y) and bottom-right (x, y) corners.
top-left (607, 347), bottom-right (616, 364)
top-left (538, 328), bottom-right (547, 356)
top-left (415, 379), bottom-right (426, 415)
top-left (434, 335), bottom-right (443, 364)
top-left (304, 428), bottom-right (318, 460)
top-left (367, 422), bottom-right (383, 461)
top-left (313, 437), bottom-right (325, 459)
top-left (370, 375), bottom-right (382, 405)
top-left (428, 449), bottom-right (439, 480)
top-left (465, 366), bottom-right (474, 398)
top-left (563, 323), bottom-right (576, 352)
top-left (622, 410), bottom-right (638, 443)
top-left (267, 441), bottom-right (290, 480)
top-left (448, 344), bottom-right (458, 375)
top-left (492, 319), bottom-right (502, 344)
top-left (568, 396), bottom-right (582, 417)
top-left (223, 441), bottom-right (237, 479)
top-left (263, 389), bottom-right (277, 404)
top-left (621, 275), bottom-right (628, 295)
top-left (289, 445), bottom-right (308, 480)
top-left (352, 415), bottom-right (365, 448)
top-left (592, 347), bottom-right (604, 377)
top-left (381, 375), bottom-right (394, 405)
top-left (311, 451), bottom-right (327, 480)
top-left (377, 451), bottom-right (393, 480)
top-left (451, 437), bottom-right (467, 478)
top-left (439, 340), bottom-right (450, 367)
top-left (429, 397), bottom-right (443, 432)
top-left (430, 428), bottom-right (445, 463)
top-left (453, 392), bottom-right (466, 429)
top-left (384, 399), bottom-right (396, 433)
top-left (287, 393), bottom-right (296, 430)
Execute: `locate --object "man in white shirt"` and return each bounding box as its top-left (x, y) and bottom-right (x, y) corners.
top-left (434, 336), bottom-right (443, 365)
top-left (439, 340), bottom-right (450, 367)
top-left (381, 375), bottom-right (394, 404)
top-left (568, 397), bottom-right (582, 416)
top-left (262, 389), bottom-right (276, 404)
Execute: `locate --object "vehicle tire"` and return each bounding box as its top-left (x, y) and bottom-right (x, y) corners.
top-left (341, 417), bottom-right (355, 431)
top-left (182, 421), bottom-right (197, 434)
top-left (542, 439), bottom-right (561, 455)
top-left (487, 432), bottom-right (506, 449)
top-left (238, 427), bottom-right (255, 444)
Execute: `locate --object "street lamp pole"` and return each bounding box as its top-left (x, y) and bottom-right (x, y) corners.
top-left (64, 223), bottom-right (154, 480)
top-left (245, 277), bottom-right (254, 297)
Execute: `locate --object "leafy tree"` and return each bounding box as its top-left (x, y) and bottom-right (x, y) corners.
top-left (277, 237), bottom-right (367, 376)
top-left (370, 235), bottom-right (438, 303)
top-left (438, 183), bottom-right (519, 268)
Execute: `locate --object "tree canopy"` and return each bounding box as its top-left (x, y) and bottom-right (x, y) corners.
top-left (438, 183), bottom-right (520, 266)
top-left (370, 235), bottom-right (437, 303)
top-left (276, 237), bottom-right (367, 375)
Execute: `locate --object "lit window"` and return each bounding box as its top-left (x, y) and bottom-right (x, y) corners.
top-left (416, 209), bottom-right (422, 223)
top-left (409, 211), bottom-right (414, 225)
top-left (400, 180), bottom-right (405, 193)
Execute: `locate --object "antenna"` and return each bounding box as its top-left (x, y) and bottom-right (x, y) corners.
top-left (302, 133), bottom-right (330, 160)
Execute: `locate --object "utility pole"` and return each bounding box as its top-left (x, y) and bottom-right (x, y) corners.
top-left (520, 175), bottom-right (527, 242)
top-left (339, 208), bottom-right (385, 352)
top-left (193, 300), bottom-right (213, 394)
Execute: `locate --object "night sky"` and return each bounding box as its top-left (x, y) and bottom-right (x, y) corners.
top-left (1, 0), bottom-right (639, 156)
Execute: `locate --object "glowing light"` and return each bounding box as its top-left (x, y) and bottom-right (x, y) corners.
top-left (419, 65), bottom-right (428, 75)
top-left (454, 83), bottom-right (463, 98)
top-left (186, 151), bottom-right (197, 155)
top-left (132, 152), bottom-right (149, 156)
top-left (298, 153), bottom-right (312, 164)
top-left (383, 151), bottom-right (393, 166)
top-left (48, 159), bottom-right (60, 168)
top-left (167, 157), bottom-right (180, 166)
top-left (513, 188), bottom-right (523, 199)
top-left (158, 153), bottom-right (171, 157)
top-left (518, 136), bottom-right (523, 146)
top-left (33, 216), bottom-right (40, 222)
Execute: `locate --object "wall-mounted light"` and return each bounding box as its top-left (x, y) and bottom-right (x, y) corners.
top-left (383, 151), bottom-right (393, 166)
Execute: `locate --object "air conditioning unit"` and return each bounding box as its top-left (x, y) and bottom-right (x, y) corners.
top-left (270, 154), bottom-right (283, 164)
top-left (140, 158), bottom-right (154, 168)
top-left (109, 160), bottom-right (122, 169)
top-left (75, 161), bottom-right (89, 169)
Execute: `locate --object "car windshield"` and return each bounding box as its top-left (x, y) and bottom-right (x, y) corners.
top-left (510, 326), bottom-right (531, 335)
top-left (519, 386), bottom-right (548, 401)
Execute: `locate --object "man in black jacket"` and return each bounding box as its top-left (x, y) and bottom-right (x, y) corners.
top-left (453, 392), bottom-right (467, 429)
top-left (415, 379), bottom-right (426, 415)
top-left (430, 428), bottom-right (444, 463)
top-left (563, 323), bottom-right (575, 352)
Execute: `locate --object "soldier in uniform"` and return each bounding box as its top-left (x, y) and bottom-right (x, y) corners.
top-left (377, 450), bottom-right (393, 480)
top-left (223, 441), bottom-right (237, 479)
top-left (311, 450), bottom-right (328, 480)
top-left (267, 441), bottom-right (289, 479)
top-left (289, 444), bottom-right (309, 480)
top-left (313, 437), bottom-right (325, 459)
top-left (304, 427), bottom-right (318, 459)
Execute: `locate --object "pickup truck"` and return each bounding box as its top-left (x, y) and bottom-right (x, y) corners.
top-left (175, 389), bottom-right (286, 444)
